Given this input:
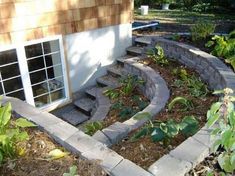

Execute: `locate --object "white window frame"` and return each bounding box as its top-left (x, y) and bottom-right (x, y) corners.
top-left (0, 35), bottom-right (70, 111)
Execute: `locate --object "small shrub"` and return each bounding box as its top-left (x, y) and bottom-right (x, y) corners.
top-left (173, 68), bottom-right (208, 97)
top-left (147, 45), bottom-right (169, 66)
top-left (206, 30), bottom-right (235, 70)
top-left (192, 3), bottom-right (211, 12)
top-left (84, 121), bottom-right (103, 136)
top-left (190, 21), bottom-right (216, 42)
top-left (119, 74), bottom-right (145, 96)
top-left (131, 113), bottom-right (199, 146)
top-left (0, 101), bottom-right (36, 164)
top-left (207, 88), bottom-right (235, 174)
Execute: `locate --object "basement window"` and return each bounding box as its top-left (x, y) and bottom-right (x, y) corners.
top-left (0, 36), bottom-right (69, 110)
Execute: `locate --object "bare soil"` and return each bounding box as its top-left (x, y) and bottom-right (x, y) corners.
top-left (0, 126), bottom-right (107, 176)
top-left (111, 59), bottom-right (217, 169)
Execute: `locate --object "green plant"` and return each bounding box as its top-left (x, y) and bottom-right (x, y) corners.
top-left (84, 121), bottom-right (103, 136)
top-left (119, 74), bottom-right (145, 96)
top-left (103, 89), bottom-right (120, 100)
top-left (206, 30), bottom-right (235, 71)
top-left (168, 96), bottom-right (194, 111)
top-left (111, 102), bottom-right (137, 120)
top-left (147, 45), bottom-right (169, 66)
top-left (207, 88), bottom-right (235, 174)
top-left (192, 3), bottom-right (211, 12)
top-left (173, 68), bottom-right (208, 97)
top-left (190, 21), bottom-right (216, 42)
top-left (63, 165), bottom-right (78, 176)
top-left (131, 113), bottom-right (199, 145)
top-left (0, 101), bottom-right (36, 164)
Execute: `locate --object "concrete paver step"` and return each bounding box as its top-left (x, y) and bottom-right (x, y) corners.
top-left (61, 109), bottom-right (90, 126)
top-left (74, 97), bottom-right (95, 116)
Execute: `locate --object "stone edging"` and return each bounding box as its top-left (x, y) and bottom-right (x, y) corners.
top-left (145, 36), bottom-right (235, 176)
top-left (2, 96), bottom-right (153, 176)
top-left (153, 37), bottom-right (235, 91)
top-left (92, 56), bottom-right (170, 147)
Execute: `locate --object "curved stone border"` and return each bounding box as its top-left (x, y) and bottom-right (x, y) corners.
top-left (152, 37), bottom-right (235, 91)
top-left (92, 56), bottom-right (170, 147)
top-left (1, 96), bottom-right (153, 176)
top-left (143, 36), bottom-right (235, 176)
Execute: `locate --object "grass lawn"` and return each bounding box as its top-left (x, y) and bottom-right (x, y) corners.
top-left (134, 9), bottom-right (235, 24)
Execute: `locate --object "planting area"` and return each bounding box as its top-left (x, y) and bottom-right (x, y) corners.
top-left (0, 116), bottom-right (106, 176)
top-left (111, 57), bottom-right (217, 169)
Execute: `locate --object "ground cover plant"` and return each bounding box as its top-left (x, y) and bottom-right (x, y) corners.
top-left (0, 101), bottom-right (106, 176)
top-left (111, 51), bottom-right (217, 169)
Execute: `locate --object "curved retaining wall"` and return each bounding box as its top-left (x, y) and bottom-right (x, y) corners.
top-left (92, 56), bottom-right (170, 147)
top-left (152, 37), bottom-right (235, 91)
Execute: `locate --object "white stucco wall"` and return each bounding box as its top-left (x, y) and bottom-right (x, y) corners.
top-left (65, 23), bottom-right (132, 93)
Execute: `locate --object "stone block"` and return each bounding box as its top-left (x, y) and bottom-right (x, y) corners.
top-left (148, 155), bottom-right (192, 176)
top-left (46, 121), bottom-right (79, 145)
top-left (92, 130), bottom-right (112, 147)
top-left (170, 137), bottom-right (209, 167)
top-left (64, 131), bottom-right (102, 155)
top-left (81, 146), bottom-right (123, 172)
top-left (192, 128), bottom-right (215, 148)
top-left (111, 159), bottom-right (153, 176)
top-left (123, 112), bottom-right (150, 131)
top-left (102, 122), bottom-right (130, 145)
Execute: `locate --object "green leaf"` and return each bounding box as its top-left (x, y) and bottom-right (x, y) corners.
top-left (212, 139), bottom-right (222, 153)
top-left (133, 112), bottom-right (152, 121)
top-left (0, 102), bottom-right (12, 128)
top-left (130, 127), bottom-right (150, 142)
top-left (231, 152), bottom-right (235, 166)
top-left (15, 118), bottom-right (37, 128)
top-left (207, 113), bottom-right (220, 127)
top-left (0, 151), bottom-right (3, 164)
top-left (151, 128), bottom-right (166, 142)
top-left (180, 116), bottom-right (199, 136)
top-left (168, 96), bottom-right (193, 111)
top-left (218, 152), bottom-right (235, 173)
top-left (213, 90), bottom-right (225, 95)
top-left (17, 131), bottom-right (29, 141)
top-left (205, 40), bottom-right (214, 48)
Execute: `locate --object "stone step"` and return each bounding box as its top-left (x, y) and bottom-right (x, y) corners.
top-left (135, 36), bottom-right (152, 45)
top-left (116, 55), bottom-right (133, 65)
top-left (107, 64), bottom-right (127, 77)
top-left (126, 46), bottom-right (144, 56)
top-left (96, 75), bottom-right (120, 88)
top-left (74, 97), bottom-right (95, 116)
top-left (61, 109), bottom-right (90, 126)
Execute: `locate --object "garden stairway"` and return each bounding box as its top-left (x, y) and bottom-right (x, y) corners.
top-left (52, 36), bottom-right (152, 127)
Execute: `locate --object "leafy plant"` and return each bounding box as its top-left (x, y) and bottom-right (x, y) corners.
top-left (111, 102), bottom-right (137, 120)
top-left (0, 101), bottom-right (36, 164)
top-left (206, 30), bottom-right (235, 71)
top-left (131, 113), bottom-right (199, 146)
top-left (171, 34), bottom-right (181, 41)
top-left (173, 68), bottom-right (208, 97)
top-left (207, 88), bottom-right (235, 174)
top-left (192, 3), bottom-right (211, 12)
top-left (190, 21), bottom-right (216, 42)
top-left (84, 121), bottom-right (103, 136)
top-left (168, 96), bottom-right (193, 111)
top-left (103, 89), bottom-right (120, 100)
top-left (63, 165), bottom-right (78, 176)
top-left (132, 95), bottom-right (149, 110)
top-left (147, 45), bottom-right (169, 66)
top-left (119, 74), bottom-right (145, 96)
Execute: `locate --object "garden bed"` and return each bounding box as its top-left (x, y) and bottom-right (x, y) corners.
top-left (111, 58), bottom-right (217, 169)
top-left (103, 89), bottom-right (149, 129)
top-left (0, 117), bottom-right (106, 176)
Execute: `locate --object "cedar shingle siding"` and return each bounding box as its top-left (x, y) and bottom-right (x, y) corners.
top-left (0, 0), bottom-right (133, 44)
